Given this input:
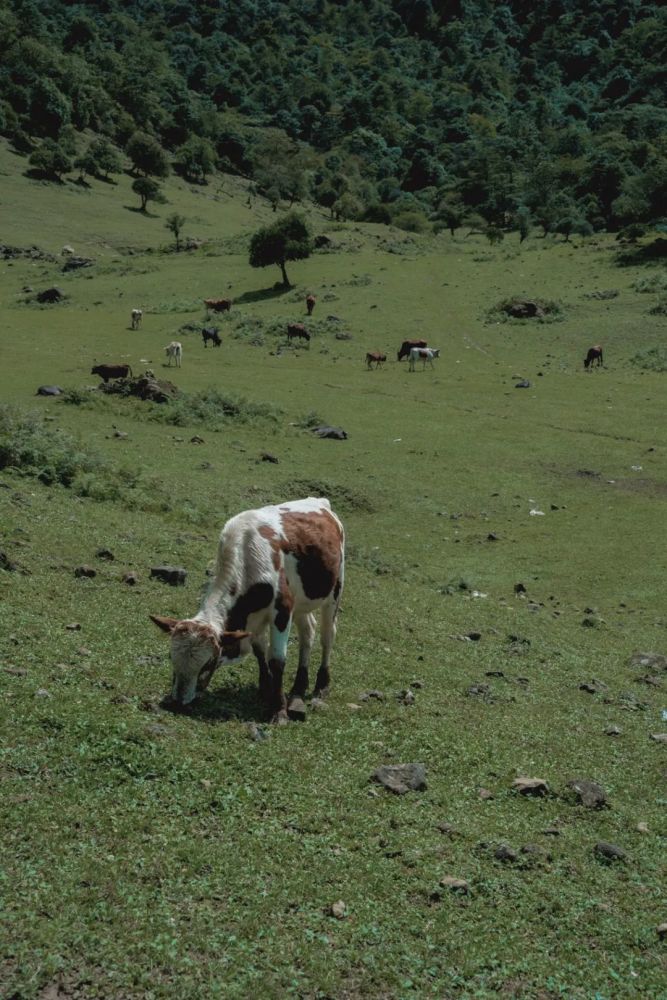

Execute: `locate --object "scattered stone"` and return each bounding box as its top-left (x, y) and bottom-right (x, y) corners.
top-left (0, 551), bottom-right (20, 572)
top-left (542, 827), bottom-right (561, 837)
top-left (62, 256), bottom-right (94, 272)
top-left (247, 722), bottom-right (270, 742)
top-left (36, 286), bottom-right (65, 304)
top-left (567, 779), bottom-right (608, 809)
top-left (439, 876), bottom-right (469, 894)
top-left (260, 452), bottom-right (279, 463)
top-left (467, 683), bottom-right (491, 698)
top-left (486, 670), bottom-right (505, 678)
top-left (310, 697), bottom-right (328, 711)
top-left (629, 651), bottom-right (667, 671)
top-left (487, 532), bottom-right (499, 541)
top-left (514, 583), bottom-right (526, 594)
top-left (478, 787), bottom-right (494, 800)
top-left (605, 725), bottom-right (622, 736)
top-left (96, 548), bottom-right (114, 561)
top-left (579, 680), bottom-right (607, 694)
top-left (410, 679), bottom-right (425, 689)
top-left (36, 385), bottom-right (63, 396)
top-left (636, 822), bottom-right (649, 834)
top-left (329, 900), bottom-right (347, 920)
top-left (99, 374), bottom-right (180, 404)
top-left (190, 435), bottom-right (204, 444)
top-left (3, 667), bottom-right (27, 677)
top-left (150, 565), bottom-right (187, 586)
top-left (584, 289), bottom-right (619, 300)
top-left (371, 763), bottom-right (427, 795)
top-left (200, 779), bottom-right (212, 790)
top-left (359, 689), bottom-right (385, 702)
top-left (65, 623), bottom-right (81, 631)
top-left (515, 380), bottom-right (531, 388)
top-left (513, 777), bottom-right (549, 797)
top-left (346, 703), bottom-right (361, 711)
top-left (398, 688), bottom-right (415, 705)
top-left (467, 631), bottom-right (482, 641)
top-left (122, 571), bottom-right (140, 586)
top-left (594, 841), bottom-right (626, 862)
top-left (145, 723), bottom-right (170, 737)
top-left (437, 822), bottom-right (459, 837)
top-left (494, 844), bottom-right (518, 863)
top-left (311, 425), bottom-right (348, 440)
top-left (650, 733), bottom-right (667, 743)
top-left (582, 617), bottom-right (599, 628)
top-left (657, 923), bottom-right (667, 941)
top-left (74, 565), bottom-right (96, 579)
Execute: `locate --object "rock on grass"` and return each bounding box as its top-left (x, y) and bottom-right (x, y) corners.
top-left (512, 777), bottom-right (549, 796)
top-left (594, 841), bottom-right (627, 862)
top-left (567, 779), bottom-right (608, 809)
top-left (371, 763), bottom-right (427, 795)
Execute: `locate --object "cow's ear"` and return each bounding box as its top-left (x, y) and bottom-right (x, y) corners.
top-left (149, 614), bottom-right (179, 634)
top-left (220, 629), bottom-right (251, 646)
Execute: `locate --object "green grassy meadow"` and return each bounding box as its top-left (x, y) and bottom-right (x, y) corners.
top-left (1, 142), bottom-right (666, 999)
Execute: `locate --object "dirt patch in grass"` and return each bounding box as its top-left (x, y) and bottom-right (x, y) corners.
top-left (283, 477), bottom-right (377, 513)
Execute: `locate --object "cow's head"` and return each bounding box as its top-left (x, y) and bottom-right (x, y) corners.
top-left (149, 615), bottom-right (251, 707)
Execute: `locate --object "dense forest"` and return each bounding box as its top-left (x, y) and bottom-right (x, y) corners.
top-left (1, 0), bottom-right (666, 236)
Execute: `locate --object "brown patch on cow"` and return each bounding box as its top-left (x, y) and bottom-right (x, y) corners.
top-left (274, 569), bottom-right (295, 631)
top-left (172, 619), bottom-right (222, 655)
top-left (149, 614), bottom-right (180, 634)
top-left (279, 510), bottom-right (342, 600)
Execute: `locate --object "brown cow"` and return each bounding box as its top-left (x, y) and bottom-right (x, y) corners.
top-left (397, 339), bottom-right (427, 361)
top-left (287, 323), bottom-right (310, 342)
top-left (584, 345), bottom-right (603, 369)
top-left (365, 352), bottom-right (387, 369)
top-left (306, 294), bottom-right (316, 316)
top-left (204, 298), bottom-right (232, 313)
top-left (91, 363), bottom-right (133, 382)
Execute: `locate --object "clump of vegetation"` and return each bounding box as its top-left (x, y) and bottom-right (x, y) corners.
top-left (629, 346), bottom-right (667, 372)
top-left (631, 273), bottom-right (667, 294)
top-left (0, 404), bottom-right (129, 499)
top-left (60, 386), bottom-right (103, 407)
top-left (148, 389), bottom-right (281, 429)
top-left (486, 297), bottom-right (564, 324)
top-left (648, 297), bottom-right (667, 316)
top-left (295, 411), bottom-right (326, 429)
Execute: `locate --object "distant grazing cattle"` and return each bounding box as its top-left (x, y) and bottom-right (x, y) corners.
top-left (365, 352), bottom-right (387, 369)
top-left (306, 294), bottom-right (316, 316)
top-left (91, 363), bottom-right (133, 382)
top-left (408, 347), bottom-right (440, 371)
top-left (202, 326), bottom-right (221, 348)
top-left (205, 298), bottom-right (232, 313)
top-left (287, 323), bottom-right (310, 342)
top-left (397, 339), bottom-right (427, 361)
top-left (165, 341), bottom-right (182, 367)
top-left (150, 496), bottom-right (345, 722)
top-left (584, 345), bottom-right (603, 369)
top-left (131, 308), bottom-right (143, 330)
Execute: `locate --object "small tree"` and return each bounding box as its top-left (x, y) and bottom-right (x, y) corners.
top-left (515, 206), bottom-right (532, 243)
top-left (165, 213), bottom-right (186, 251)
top-left (175, 136), bottom-right (216, 183)
top-left (89, 137), bottom-right (122, 179)
top-left (249, 212), bottom-right (312, 288)
top-left (73, 150), bottom-right (98, 183)
top-left (126, 131), bottom-right (169, 178)
top-left (485, 225), bottom-right (505, 246)
top-left (29, 139), bottom-right (72, 180)
top-left (132, 177), bottom-right (165, 212)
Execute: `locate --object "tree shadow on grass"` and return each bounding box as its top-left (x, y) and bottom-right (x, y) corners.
top-left (124, 205), bottom-right (160, 218)
top-left (236, 284), bottom-right (291, 304)
top-left (161, 680), bottom-right (263, 724)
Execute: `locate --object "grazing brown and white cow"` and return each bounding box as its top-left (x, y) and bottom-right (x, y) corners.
top-left (91, 363), bottom-right (133, 382)
top-left (202, 326), bottom-right (221, 348)
top-left (397, 339), bottom-right (427, 361)
top-left (150, 497), bottom-right (345, 722)
top-left (287, 322), bottom-right (310, 342)
top-left (408, 347), bottom-right (440, 371)
top-left (204, 298), bottom-right (232, 313)
top-left (584, 345), bottom-right (603, 369)
top-left (306, 294), bottom-right (316, 316)
top-left (365, 351), bottom-right (387, 369)
top-left (165, 341), bottom-right (182, 367)
top-left (130, 308), bottom-right (143, 330)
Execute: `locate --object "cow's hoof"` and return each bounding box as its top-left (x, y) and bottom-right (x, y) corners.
top-left (287, 697), bottom-right (307, 722)
top-left (271, 711), bottom-right (290, 726)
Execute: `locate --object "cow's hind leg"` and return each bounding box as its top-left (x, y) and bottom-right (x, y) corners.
top-left (288, 612), bottom-right (316, 720)
top-left (252, 635), bottom-right (271, 713)
top-left (313, 599), bottom-right (338, 699)
top-left (268, 614), bottom-right (292, 724)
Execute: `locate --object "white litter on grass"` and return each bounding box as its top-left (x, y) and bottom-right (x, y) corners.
top-left (529, 509), bottom-right (545, 516)
top-left (393, 438), bottom-right (402, 442)
top-left (631, 465), bottom-right (643, 471)
top-left (471, 590), bottom-right (488, 599)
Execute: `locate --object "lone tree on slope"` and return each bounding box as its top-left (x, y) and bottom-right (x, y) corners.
top-left (165, 213), bottom-right (186, 251)
top-left (248, 212), bottom-right (312, 288)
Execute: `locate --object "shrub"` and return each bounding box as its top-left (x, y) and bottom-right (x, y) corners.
top-left (629, 346), bottom-right (667, 372)
top-left (631, 273), bottom-right (667, 294)
top-left (0, 404), bottom-right (108, 489)
top-left (392, 210), bottom-right (431, 233)
top-left (148, 389), bottom-right (281, 429)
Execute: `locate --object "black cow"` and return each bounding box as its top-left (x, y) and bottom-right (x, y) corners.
top-left (202, 326), bottom-right (221, 348)
top-left (397, 339), bottom-right (427, 361)
top-left (91, 363), bottom-right (133, 382)
top-left (287, 323), bottom-right (310, 342)
top-left (584, 345), bottom-right (603, 369)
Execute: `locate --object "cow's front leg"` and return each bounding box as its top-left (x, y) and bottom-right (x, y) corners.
top-left (288, 613), bottom-right (316, 720)
top-left (269, 614), bottom-right (292, 724)
top-left (252, 637), bottom-right (271, 713)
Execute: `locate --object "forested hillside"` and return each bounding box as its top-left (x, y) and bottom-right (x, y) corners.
top-left (1, 0), bottom-right (666, 235)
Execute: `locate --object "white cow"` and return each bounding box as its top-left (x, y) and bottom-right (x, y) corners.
top-left (131, 308), bottom-right (143, 330)
top-left (150, 497), bottom-right (345, 722)
top-left (408, 346), bottom-right (440, 371)
top-left (165, 341), bottom-right (182, 367)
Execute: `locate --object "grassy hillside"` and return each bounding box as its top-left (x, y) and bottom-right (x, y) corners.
top-left (1, 145), bottom-right (666, 999)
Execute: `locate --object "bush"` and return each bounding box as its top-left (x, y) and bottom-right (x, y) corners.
top-left (631, 273), bottom-right (667, 294)
top-left (629, 346), bottom-right (667, 372)
top-left (648, 297), bottom-right (667, 316)
top-left (148, 389), bottom-right (281, 429)
top-left (0, 404), bottom-right (108, 489)
top-left (392, 210), bottom-right (431, 233)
